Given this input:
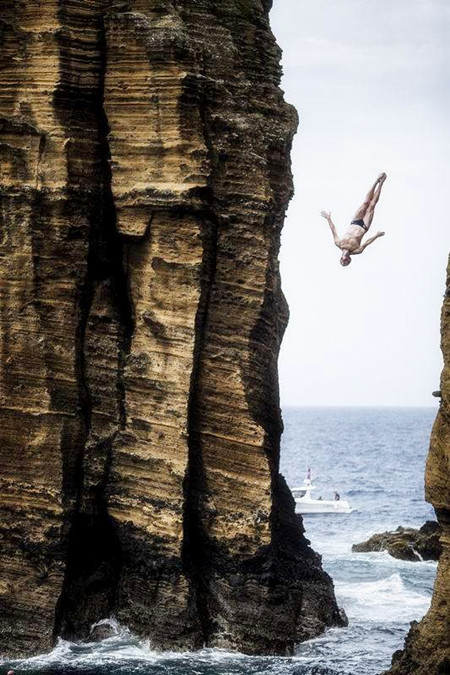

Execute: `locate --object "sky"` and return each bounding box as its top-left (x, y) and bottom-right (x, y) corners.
top-left (270, 0), bottom-right (450, 407)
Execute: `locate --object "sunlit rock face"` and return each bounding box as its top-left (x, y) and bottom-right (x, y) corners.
top-left (386, 257), bottom-right (450, 675)
top-left (0, 0), bottom-right (343, 658)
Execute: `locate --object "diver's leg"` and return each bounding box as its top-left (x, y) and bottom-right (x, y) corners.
top-left (352, 173), bottom-right (386, 221)
top-left (363, 174), bottom-right (386, 228)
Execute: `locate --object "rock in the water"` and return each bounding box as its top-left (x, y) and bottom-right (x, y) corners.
top-left (87, 621), bottom-right (118, 642)
top-left (352, 521), bottom-right (442, 562)
top-left (0, 0), bottom-right (343, 659)
top-left (293, 668), bottom-right (340, 675)
top-left (385, 257), bottom-right (450, 674)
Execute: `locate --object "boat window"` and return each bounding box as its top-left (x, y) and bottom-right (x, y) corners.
top-left (293, 490), bottom-right (306, 498)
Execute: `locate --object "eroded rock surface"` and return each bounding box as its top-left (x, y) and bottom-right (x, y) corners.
top-left (352, 521), bottom-right (442, 562)
top-left (386, 257), bottom-right (450, 674)
top-left (0, 0), bottom-right (343, 658)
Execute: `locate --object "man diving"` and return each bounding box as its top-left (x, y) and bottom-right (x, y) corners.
top-left (321, 173), bottom-right (387, 267)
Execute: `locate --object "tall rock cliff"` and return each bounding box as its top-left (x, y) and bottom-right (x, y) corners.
top-left (0, 0), bottom-right (343, 658)
top-left (386, 257), bottom-right (450, 675)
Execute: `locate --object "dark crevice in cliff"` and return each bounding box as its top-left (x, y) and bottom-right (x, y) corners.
top-left (54, 436), bottom-right (123, 640)
top-left (181, 75), bottom-right (220, 644)
top-left (53, 5), bottom-right (133, 642)
top-left (182, 214), bottom-right (219, 646)
top-left (95, 14), bottom-right (134, 437)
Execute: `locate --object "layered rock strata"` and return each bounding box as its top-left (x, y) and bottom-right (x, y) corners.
top-left (0, 0), bottom-right (343, 658)
top-left (352, 521), bottom-right (442, 562)
top-left (386, 257), bottom-right (450, 675)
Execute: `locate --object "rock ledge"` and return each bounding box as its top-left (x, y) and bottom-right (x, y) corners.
top-left (352, 521), bottom-right (442, 562)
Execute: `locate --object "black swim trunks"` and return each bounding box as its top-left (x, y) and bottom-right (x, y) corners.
top-left (351, 219), bottom-right (368, 231)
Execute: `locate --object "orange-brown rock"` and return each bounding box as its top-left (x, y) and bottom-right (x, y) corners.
top-left (0, 0), bottom-right (344, 658)
top-left (386, 256), bottom-right (450, 675)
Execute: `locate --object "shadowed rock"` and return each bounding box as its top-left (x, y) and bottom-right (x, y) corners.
top-left (352, 521), bottom-right (442, 562)
top-left (86, 620), bottom-right (118, 643)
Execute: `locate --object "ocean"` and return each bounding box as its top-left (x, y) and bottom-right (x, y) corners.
top-left (2, 407), bottom-right (438, 675)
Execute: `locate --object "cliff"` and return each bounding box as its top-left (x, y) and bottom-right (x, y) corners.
top-left (0, 0), bottom-right (343, 658)
top-left (386, 257), bottom-right (450, 675)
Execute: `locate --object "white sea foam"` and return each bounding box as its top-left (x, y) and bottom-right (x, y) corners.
top-left (336, 572), bottom-right (432, 623)
top-left (325, 549), bottom-right (438, 571)
top-left (6, 622), bottom-right (258, 673)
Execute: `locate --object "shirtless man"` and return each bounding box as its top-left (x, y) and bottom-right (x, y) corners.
top-left (321, 173), bottom-right (387, 266)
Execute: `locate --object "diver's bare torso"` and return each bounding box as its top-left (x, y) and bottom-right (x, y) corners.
top-left (337, 225), bottom-right (366, 253)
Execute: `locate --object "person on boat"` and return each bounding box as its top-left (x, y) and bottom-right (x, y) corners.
top-left (334, 492), bottom-right (340, 501)
top-left (321, 172), bottom-right (387, 266)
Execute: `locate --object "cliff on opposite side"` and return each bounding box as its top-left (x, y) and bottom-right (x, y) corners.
top-left (0, 0), bottom-right (343, 659)
top-left (386, 257), bottom-right (450, 675)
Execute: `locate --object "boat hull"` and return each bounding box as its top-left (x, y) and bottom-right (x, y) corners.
top-left (295, 499), bottom-right (352, 514)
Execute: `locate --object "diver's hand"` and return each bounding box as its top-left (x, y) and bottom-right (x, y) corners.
top-left (320, 211), bottom-right (331, 221)
top-left (377, 231), bottom-right (385, 237)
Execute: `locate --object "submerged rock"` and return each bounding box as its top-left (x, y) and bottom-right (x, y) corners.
top-left (87, 620), bottom-right (118, 643)
top-left (0, 0), bottom-right (343, 659)
top-left (293, 667), bottom-right (340, 675)
top-left (352, 521), bottom-right (442, 562)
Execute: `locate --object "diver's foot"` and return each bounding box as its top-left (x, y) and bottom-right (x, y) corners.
top-left (378, 172), bottom-right (387, 183)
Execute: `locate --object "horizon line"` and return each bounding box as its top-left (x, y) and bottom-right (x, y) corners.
top-left (281, 404), bottom-right (438, 408)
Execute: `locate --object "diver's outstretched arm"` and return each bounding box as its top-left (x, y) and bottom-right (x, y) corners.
top-left (321, 211), bottom-right (340, 245)
top-left (353, 231), bottom-right (385, 254)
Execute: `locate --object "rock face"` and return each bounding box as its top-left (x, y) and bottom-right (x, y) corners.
top-left (352, 521), bottom-right (442, 562)
top-left (0, 0), bottom-right (343, 658)
top-left (386, 257), bottom-right (450, 675)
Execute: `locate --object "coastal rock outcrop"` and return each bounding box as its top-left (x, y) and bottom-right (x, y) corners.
top-left (0, 0), bottom-right (344, 658)
top-left (386, 257), bottom-right (450, 675)
top-left (352, 521), bottom-right (442, 562)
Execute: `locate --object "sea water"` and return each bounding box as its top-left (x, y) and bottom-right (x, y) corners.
top-left (2, 407), bottom-right (438, 675)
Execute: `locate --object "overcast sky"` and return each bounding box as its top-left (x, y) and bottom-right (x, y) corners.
top-left (270, 0), bottom-right (450, 407)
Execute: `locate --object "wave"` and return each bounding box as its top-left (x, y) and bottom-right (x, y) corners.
top-left (346, 488), bottom-right (384, 496)
top-left (324, 549), bottom-right (438, 570)
top-left (4, 617), bottom-right (403, 675)
top-left (3, 618), bottom-right (390, 675)
top-left (1, 623), bottom-right (350, 675)
top-left (336, 572), bottom-right (432, 623)
top-left (3, 636), bottom-right (348, 675)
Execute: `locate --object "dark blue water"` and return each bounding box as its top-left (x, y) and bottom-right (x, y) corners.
top-left (2, 408), bottom-right (437, 675)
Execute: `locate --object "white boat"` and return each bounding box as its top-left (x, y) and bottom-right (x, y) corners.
top-left (292, 474), bottom-right (352, 514)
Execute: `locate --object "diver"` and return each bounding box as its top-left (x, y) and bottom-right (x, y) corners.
top-left (321, 172), bottom-right (387, 266)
